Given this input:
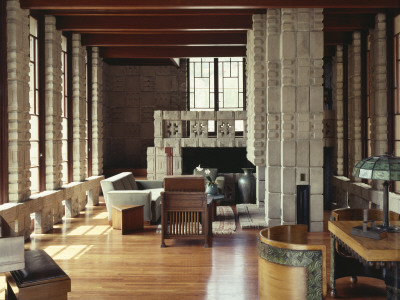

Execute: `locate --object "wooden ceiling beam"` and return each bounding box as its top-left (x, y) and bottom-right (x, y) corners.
top-left (324, 32), bottom-right (353, 45)
top-left (100, 46), bottom-right (246, 58)
top-left (103, 58), bottom-right (177, 66)
top-left (21, 0), bottom-right (400, 9)
top-left (56, 15), bottom-right (252, 31)
top-left (81, 32), bottom-right (247, 46)
top-left (42, 9), bottom-right (266, 16)
top-left (323, 8), bottom-right (380, 14)
top-left (323, 14), bottom-right (375, 31)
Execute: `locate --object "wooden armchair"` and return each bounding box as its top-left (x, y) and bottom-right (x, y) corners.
top-left (330, 208), bottom-right (400, 297)
top-left (258, 225), bottom-right (327, 300)
top-left (160, 176), bottom-right (211, 248)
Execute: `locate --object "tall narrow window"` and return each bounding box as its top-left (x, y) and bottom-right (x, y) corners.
top-left (29, 16), bottom-right (40, 193)
top-left (189, 58), bottom-right (215, 111)
top-left (393, 15), bottom-right (400, 192)
top-left (86, 48), bottom-right (92, 178)
top-left (366, 35), bottom-right (372, 158)
top-left (61, 35), bottom-right (69, 184)
top-left (0, 0), bottom-right (8, 204)
top-left (218, 57), bottom-right (244, 111)
top-left (84, 51), bottom-right (89, 178)
top-left (188, 57), bottom-right (245, 111)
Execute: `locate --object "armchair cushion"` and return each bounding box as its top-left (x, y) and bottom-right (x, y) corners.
top-left (100, 172), bottom-right (163, 223)
top-left (107, 191), bottom-right (152, 221)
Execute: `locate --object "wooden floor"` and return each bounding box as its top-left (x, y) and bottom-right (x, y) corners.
top-left (0, 199), bottom-right (387, 300)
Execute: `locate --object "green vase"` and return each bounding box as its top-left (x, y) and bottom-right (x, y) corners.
top-left (206, 183), bottom-right (218, 195)
top-left (238, 168), bottom-right (256, 204)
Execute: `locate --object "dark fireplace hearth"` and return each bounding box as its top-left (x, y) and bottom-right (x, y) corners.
top-left (182, 147), bottom-right (255, 174)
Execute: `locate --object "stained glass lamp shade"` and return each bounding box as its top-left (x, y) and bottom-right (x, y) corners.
top-left (352, 155), bottom-right (400, 232)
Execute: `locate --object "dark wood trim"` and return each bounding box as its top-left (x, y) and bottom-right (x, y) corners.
top-left (214, 58), bottom-right (219, 111)
top-left (186, 59), bottom-right (190, 111)
top-left (80, 32), bottom-right (247, 47)
top-left (99, 46), bottom-right (246, 58)
top-left (38, 15), bottom-right (46, 192)
top-left (243, 57), bottom-right (246, 111)
top-left (387, 11), bottom-right (395, 157)
top-left (324, 32), bottom-right (352, 45)
top-left (56, 15), bottom-right (253, 31)
top-left (20, 0), bottom-right (400, 9)
top-left (42, 8), bottom-right (266, 16)
top-left (343, 44), bottom-right (349, 178)
top-left (361, 30), bottom-right (368, 159)
top-left (104, 58), bottom-right (177, 66)
top-left (66, 32), bottom-right (73, 183)
top-left (324, 14), bottom-right (376, 32)
top-left (87, 47), bottom-right (92, 177)
top-left (0, 0), bottom-right (8, 204)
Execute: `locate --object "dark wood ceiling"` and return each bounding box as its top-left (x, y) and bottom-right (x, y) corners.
top-left (20, 1), bottom-right (400, 65)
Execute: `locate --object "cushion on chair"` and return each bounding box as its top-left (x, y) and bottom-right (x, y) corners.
top-left (113, 180), bottom-right (125, 190)
top-left (126, 173), bottom-right (138, 190)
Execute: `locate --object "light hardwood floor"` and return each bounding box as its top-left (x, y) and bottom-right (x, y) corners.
top-left (0, 199), bottom-right (387, 299)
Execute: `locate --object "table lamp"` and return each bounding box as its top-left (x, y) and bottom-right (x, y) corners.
top-left (352, 154), bottom-right (400, 233)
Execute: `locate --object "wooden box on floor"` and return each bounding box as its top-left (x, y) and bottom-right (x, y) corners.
top-left (6, 250), bottom-right (71, 300)
top-left (112, 204), bottom-right (144, 234)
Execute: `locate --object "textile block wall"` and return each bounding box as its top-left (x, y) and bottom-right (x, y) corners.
top-left (103, 62), bottom-right (187, 169)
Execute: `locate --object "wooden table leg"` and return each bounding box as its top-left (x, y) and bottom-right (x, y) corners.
top-left (330, 235), bottom-right (337, 297)
top-left (385, 262), bottom-right (400, 299)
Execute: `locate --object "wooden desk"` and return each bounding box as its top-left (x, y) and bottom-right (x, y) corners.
top-left (328, 221), bottom-right (400, 299)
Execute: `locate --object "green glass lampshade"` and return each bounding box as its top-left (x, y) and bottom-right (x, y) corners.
top-left (352, 155), bottom-right (400, 181)
top-left (352, 154), bottom-right (400, 233)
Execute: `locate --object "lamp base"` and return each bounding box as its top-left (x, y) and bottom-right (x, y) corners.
top-left (375, 225), bottom-right (400, 233)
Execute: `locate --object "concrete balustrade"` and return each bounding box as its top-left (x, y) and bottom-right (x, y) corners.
top-left (0, 176), bottom-right (104, 239)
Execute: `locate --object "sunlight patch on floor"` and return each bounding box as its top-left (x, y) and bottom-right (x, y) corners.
top-left (44, 245), bottom-right (67, 257)
top-left (53, 245), bottom-right (88, 260)
top-left (67, 225), bottom-right (93, 236)
top-left (93, 212), bottom-right (108, 219)
top-left (86, 225), bottom-right (110, 235)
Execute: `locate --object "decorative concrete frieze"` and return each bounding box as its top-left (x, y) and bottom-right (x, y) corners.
top-left (190, 120), bottom-right (208, 138)
top-left (147, 110), bottom-right (247, 180)
top-left (7, 0), bottom-right (30, 202)
top-left (163, 120), bottom-right (182, 138)
top-left (217, 120), bottom-right (235, 138)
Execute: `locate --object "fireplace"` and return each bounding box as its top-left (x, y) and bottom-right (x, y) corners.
top-left (182, 147), bottom-right (255, 174)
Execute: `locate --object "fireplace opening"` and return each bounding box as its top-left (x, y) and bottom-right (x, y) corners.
top-left (182, 147), bottom-right (255, 174)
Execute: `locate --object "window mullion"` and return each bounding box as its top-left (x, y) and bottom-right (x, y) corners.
top-left (214, 58), bottom-right (219, 111)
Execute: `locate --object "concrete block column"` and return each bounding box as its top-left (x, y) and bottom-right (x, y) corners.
top-left (72, 33), bottom-right (87, 182)
top-left (246, 14), bottom-right (267, 167)
top-left (265, 8), bottom-right (282, 227)
top-left (7, 0), bottom-right (31, 201)
top-left (348, 32), bottom-right (362, 181)
top-left (44, 15), bottom-right (63, 190)
top-left (91, 47), bottom-right (104, 176)
top-left (262, 8), bottom-right (324, 231)
top-left (370, 13), bottom-right (388, 157)
top-left (333, 45), bottom-right (344, 176)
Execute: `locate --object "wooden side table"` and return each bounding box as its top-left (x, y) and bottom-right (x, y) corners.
top-left (112, 205), bottom-right (144, 234)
